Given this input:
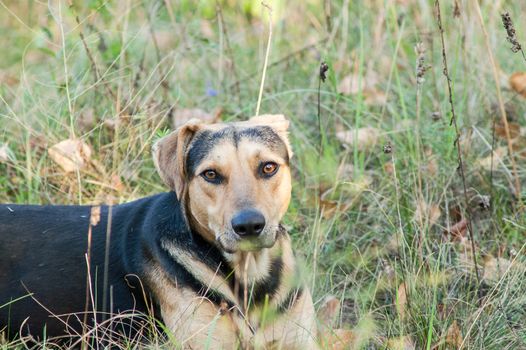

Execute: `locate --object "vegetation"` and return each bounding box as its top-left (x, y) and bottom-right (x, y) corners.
top-left (1, 0), bottom-right (526, 348)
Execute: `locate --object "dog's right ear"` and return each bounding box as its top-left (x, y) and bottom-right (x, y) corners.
top-left (152, 119), bottom-right (202, 199)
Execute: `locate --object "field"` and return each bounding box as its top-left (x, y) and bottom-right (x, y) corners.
top-left (1, 0), bottom-right (526, 349)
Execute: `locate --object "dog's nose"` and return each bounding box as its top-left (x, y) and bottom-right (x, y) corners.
top-left (231, 210), bottom-right (266, 237)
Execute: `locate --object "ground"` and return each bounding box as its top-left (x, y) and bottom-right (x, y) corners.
top-left (1, 0), bottom-right (526, 349)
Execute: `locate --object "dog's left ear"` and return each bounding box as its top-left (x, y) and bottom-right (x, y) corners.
top-left (248, 114), bottom-right (293, 158)
top-left (152, 119), bottom-right (202, 198)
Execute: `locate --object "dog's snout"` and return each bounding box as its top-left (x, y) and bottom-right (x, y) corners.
top-left (231, 209), bottom-right (266, 237)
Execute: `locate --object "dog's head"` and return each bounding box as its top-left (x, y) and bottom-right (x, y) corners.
top-left (153, 115), bottom-right (293, 253)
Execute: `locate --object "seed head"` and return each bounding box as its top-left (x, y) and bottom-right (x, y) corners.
top-left (501, 12), bottom-right (522, 53)
top-left (320, 62), bottom-right (329, 82)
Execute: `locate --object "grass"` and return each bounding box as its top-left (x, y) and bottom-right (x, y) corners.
top-left (1, 0), bottom-right (526, 349)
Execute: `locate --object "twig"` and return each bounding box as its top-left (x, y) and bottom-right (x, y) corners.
top-left (474, 3), bottom-right (521, 201)
top-left (255, 2), bottom-right (273, 117)
top-left (435, 0), bottom-right (481, 288)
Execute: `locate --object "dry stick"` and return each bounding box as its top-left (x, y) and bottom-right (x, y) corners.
top-left (255, 2), bottom-right (273, 117)
top-left (67, 1), bottom-right (116, 101)
top-left (435, 0), bottom-right (481, 288)
top-left (473, 3), bottom-right (521, 201)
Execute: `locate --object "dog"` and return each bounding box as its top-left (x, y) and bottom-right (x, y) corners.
top-left (0, 115), bottom-right (318, 349)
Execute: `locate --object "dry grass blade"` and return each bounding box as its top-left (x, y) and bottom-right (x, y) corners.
top-left (434, 0), bottom-right (481, 290)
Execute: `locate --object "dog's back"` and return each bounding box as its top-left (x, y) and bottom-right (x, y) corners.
top-left (0, 195), bottom-right (168, 339)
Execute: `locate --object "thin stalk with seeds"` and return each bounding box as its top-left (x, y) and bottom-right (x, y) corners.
top-left (318, 62), bottom-right (329, 156)
top-left (473, 3), bottom-right (521, 201)
top-left (435, 0), bottom-right (481, 288)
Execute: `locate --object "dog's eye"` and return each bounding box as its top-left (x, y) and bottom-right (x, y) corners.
top-left (261, 162), bottom-right (279, 177)
top-left (201, 169), bottom-right (221, 183)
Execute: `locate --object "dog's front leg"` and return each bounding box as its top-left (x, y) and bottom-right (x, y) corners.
top-left (253, 288), bottom-right (319, 350)
top-left (158, 289), bottom-right (251, 349)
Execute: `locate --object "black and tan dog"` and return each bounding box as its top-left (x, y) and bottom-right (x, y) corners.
top-left (0, 115), bottom-right (318, 349)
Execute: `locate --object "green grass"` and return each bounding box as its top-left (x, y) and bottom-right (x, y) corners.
top-left (1, 0), bottom-right (526, 349)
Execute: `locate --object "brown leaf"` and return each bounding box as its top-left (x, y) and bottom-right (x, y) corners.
top-left (476, 147), bottom-right (506, 170)
top-left (396, 283), bottom-right (407, 319)
top-left (414, 201), bottom-right (441, 227)
top-left (336, 127), bottom-right (381, 151)
top-left (90, 206), bottom-right (101, 226)
top-left (495, 122), bottom-right (521, 139)
top-left (172, 108), bottom-right (219, 129)
top-left (48, 139), bottom-right (92, 173)
top-left (509, 72), bottom-right (526, 97)
top-left (444, 218), bottom-right (468, 241)
top-left (386, 336), bottom-right (416, 350)
top-left (482, 257), bottom-right (521, 283)
top-left (317, 295), bottom-right (341, 329)
top-left (322, 329), bottom-right (355, 350)
top-left (445, 320), bottom-right (463, 348)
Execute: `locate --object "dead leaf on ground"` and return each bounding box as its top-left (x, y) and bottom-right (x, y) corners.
top-left (172, 108), bottom-right (221, 129)
top-left (317, 295), bottom-right (341, 329)
top-left (386, 336), bottom-right (416, 350)
top-left (396, 283), bottom-right (407, 319)
top-left (336, 127), bottom-right (381, 151)
top-left (482, 257), bottom-right (525, 283)
top-left (476, 147), bottom-right (506, 171)
top-left (321, 329), bottom-right (354, 350)
top-left (444, 218), bottom-right (467, 241)
top-left (509, 72), bottom-right (526, 97)
top-left (0, 71), bottom-right (19, 86)
top-left (495, 121), bottom-right (521, 139)
top-left (363, 89), bottom-right (388, 106)
top-left (413, 200), bottom-right (441, 227)
top-left (110, 174), bottom-right (125, 192)
top-left (48, 139), bottom-right (92, 173)
top-left (0, 144), bottom-right (13, 163)
top-left (445, 320), bottom-right (463, 348)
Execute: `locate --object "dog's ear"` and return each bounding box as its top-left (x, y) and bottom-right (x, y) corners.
top-left (248, 114), bottom-right (293, 158)
top-left (153, 119), bottom-right (202, 198)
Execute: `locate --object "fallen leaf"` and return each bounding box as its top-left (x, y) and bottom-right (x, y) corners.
top-left (90, 206), bottom-right (101, 226)
top-left (336, 127), bottom-right (381, 151)
top-left (445, 320), bottom-right (463, 348)
top-left (413, 200), bottom-right (441, 227)
top-left (0, 144), bottom-right (13, 163)
top-left (386, 336), bottom-right (416, 350)
top-left (338, 69), bottom-right (378, 96)
top-left (495, 122), bottom-right (521, 139)
top-left (396, 283), bottom-right (407, 319)
top-left (476, 147), bottom-right (506, 171)
top-left (363, 88), bottom-right (388, 106)
top-left (482, 257), bottom-right (517, 283)
top-left (200, 20), bottom-right (215, 39)
top-left (317, 295), bottom-right (341, 329)
top-left (444, 218), bottom-right (468, 241)
top-left (77, 108), bottom-right (95, 132)
top-left (321, 329), bottom-right (354, 350)
top-left (172, 108), bottom-right (219, 129)
top-left (509, 72), bottom-right (526, 97)
top-left (48, 139), bottom-right (92, 173)
top-left (0, 71), bottom-right (19, 86)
